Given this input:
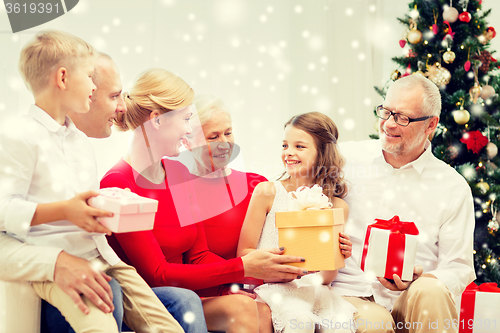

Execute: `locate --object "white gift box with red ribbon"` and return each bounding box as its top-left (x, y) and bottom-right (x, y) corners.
top-left (454, 282), bottom-right (500, 333)
top-left (360, 216), bottom-right (419, 282)
top-left (89, 187), bottom-right (158, 233)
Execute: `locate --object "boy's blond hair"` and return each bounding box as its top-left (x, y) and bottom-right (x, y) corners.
top-left (18, 30), bottom-right (95, 94)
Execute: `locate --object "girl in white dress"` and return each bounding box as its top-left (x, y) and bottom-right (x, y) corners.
top-left (237, 112), bottom-right (357, 333)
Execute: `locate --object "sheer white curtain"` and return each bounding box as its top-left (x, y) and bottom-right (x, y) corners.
top-left (0, 0), bottom-right (498, 179)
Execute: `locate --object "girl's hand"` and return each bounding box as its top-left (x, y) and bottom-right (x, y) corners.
top-left (339, 232), bottom-right (352, 259)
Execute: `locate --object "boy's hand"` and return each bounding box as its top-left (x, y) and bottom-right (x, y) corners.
top-left (54, 251), bottom-right (114, 314)
top-left (339, 232), bottom-right (352, 259)
top-left (64, 191), bottom-right (113, 235)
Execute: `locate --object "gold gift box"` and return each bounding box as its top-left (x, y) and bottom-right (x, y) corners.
top-left (275, 208), bottom-right (345, 271)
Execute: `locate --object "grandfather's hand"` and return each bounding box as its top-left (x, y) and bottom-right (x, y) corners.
top-left (241, 248), bottom-right (307, 283)
top-left (377, 265), bottom-right (424, 291)
top-left (54, 251), bottom-right (114, 315)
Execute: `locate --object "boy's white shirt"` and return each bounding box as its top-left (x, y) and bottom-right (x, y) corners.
top-left (0, 104), bottom-right (119, 265)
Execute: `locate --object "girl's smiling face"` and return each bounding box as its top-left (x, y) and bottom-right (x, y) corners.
top-left (281, 124), bottom-right (318, 179)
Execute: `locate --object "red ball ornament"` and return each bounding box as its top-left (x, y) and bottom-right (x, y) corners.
top-left (432, 24), bottom-right (438, 35)
top-left (459, 12), bottom-right (472, 23)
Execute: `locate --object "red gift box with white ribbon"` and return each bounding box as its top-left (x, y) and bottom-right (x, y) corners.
top-left (454, 282), bottom-right (500, 333)
top-left (360, 216), bottom-right (419, 281)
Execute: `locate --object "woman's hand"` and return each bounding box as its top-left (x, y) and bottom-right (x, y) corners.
top-left (241, 248), bottom-right (307, 283)
top-left (339, 232), bottom-right (352, 258)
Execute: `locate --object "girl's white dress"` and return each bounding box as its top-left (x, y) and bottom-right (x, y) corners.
top-left (255, 181), bottom-right (357, 333)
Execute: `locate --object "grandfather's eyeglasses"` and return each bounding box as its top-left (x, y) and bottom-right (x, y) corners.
top-left (376, 105), bottom-right (433, 127)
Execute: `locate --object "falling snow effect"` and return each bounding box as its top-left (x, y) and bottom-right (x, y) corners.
top-left (183, 311), bottom-right (196, 324)
top-left (3, 4), bottom-right (489, 329)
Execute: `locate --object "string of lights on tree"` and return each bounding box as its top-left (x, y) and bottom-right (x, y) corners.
top-left (373, 0), bottom-right (500, 283)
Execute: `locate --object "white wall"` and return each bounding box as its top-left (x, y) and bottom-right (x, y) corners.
top-left (1, 0), bottom-right (499, 179)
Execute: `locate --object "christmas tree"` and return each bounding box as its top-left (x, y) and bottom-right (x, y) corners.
top-left (375, 0), bottom-right (500, 283)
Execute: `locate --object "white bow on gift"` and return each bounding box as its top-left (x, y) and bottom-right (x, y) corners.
top-left (98, 187), bottom-right (141, 200)
top-left (92, 187), bottom-right (145, 210)
top-left (287, 185), bottom-right (333, 211)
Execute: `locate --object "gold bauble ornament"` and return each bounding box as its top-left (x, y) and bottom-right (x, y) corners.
top-left (425, 62), bottom-right (451, 87)
top-left (480, 85), bottom-right (496, 100)
top-left (486, 142), bottom-right (498, 159)
top-left (469, 84), bottom-right (482, 104)
top-left (452, 109), bottom-right (470, 125)
top-left (412, 71), bottom-right (425, 76)
top-left (477, 181), bottom-right (490, 194)
top-left (391, 70), bottom-right (402, 81)
top-left (443, 50), bottom-right (456, 64)
top-left (407, 29), bottom-right (423, 44)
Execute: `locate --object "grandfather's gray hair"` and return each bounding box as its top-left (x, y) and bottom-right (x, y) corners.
top-left (391, 75), bottom-right (442, 117)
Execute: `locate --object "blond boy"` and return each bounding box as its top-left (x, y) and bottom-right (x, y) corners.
top-left (0, 30), bottom-right (183, 333)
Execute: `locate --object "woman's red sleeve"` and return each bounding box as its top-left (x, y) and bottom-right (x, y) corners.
top-left (101, 171), bottom-right (245, 290)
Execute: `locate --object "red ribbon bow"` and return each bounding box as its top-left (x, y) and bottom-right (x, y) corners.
top-left (460, 131), bottom-right (488, 154)
top-left (360, 216), bottom-right (419, 279)
top-left (465, 281), bottom-right (500, 293)
top-left (487, 27), bottom-right (496, 39)
top-left (443, 21), bottom-right (455, 40)
top-left (371, 216), bottom-right (420, 235)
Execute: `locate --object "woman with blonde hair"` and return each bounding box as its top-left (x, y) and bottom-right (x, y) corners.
top-left (101, 69), bottom-right (307, 333)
